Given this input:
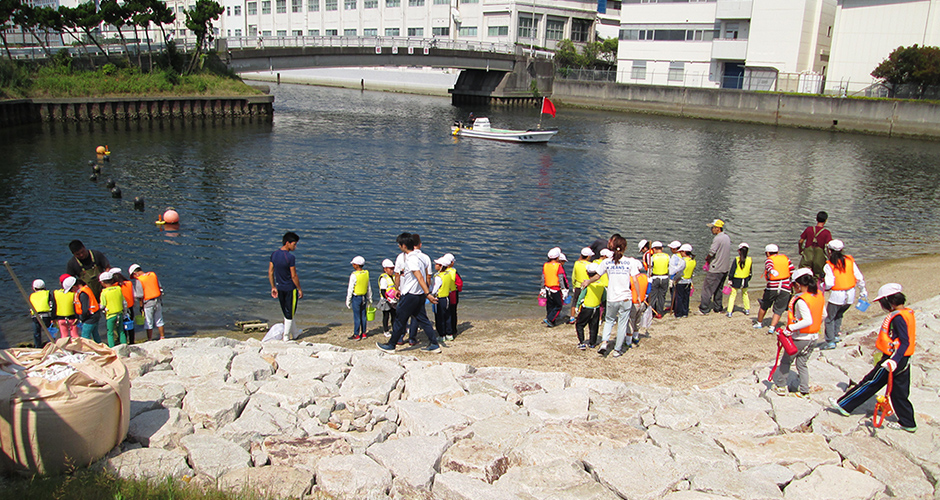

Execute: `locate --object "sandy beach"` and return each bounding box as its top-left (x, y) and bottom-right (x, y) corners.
top-left (207, 253), bottom-right (940, 390)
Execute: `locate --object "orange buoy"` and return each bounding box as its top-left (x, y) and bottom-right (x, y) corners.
top-left (96, 146), bottom-right (106, 154)
top-left (162, 209), bottom-right (180, 224)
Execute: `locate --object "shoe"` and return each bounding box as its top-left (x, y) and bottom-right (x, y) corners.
top-left (376, 342), bottom-right (395, 353)
top-left (697, 310), bottom-right (707, 316)
top-left (726, 312), bottom-right (733, 318)
top-left (767, 327), bottom-right (776, 335)
top-left (408, 339), bottom-right (418, 346)
top-left (886, 421), bottom-right (917, 433)
top-left (444, 335), bottom-right (454, 341)
top-left (612, 349), bottom-right (623, 357)
top-left (834, 336), bottom-right (843, 343)
top-left (543, 319), bottom-right (553, 327)
top-left (568, 317), bottom-right (577, 324)
top-left (360, 333), bottom-right (368, 340)
top-left (632, 337), bottom-right (640, 347)
top-left (819, 342), bottom-right (837, 350)
top-left (794, 392), bottom-right (811, 399)
top-left (773, 385), bottom-right (789, 396)
top-left (828, 397), bottom-right (850, 417)
top-left (752, 322), bottom-right (763, 329)
top-left (578, 343), bottom-right (586, 351)
top-left (348, 333), bottom-right (359, 340)
top-left (654, 313), bottom-right (663, 319)
top-left (383, 331), bottom-right (391, 338)
top-left (396, 339), bottom-right (405, 346)
top-left (743, 309), bottom-right (750, 315)
top-left (424, 344), bottom-right (442, 353)
top-left (597, 343), bottom-right (608, 356)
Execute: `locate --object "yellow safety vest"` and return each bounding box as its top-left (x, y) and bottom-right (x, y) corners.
top-left (353, 270), bottom-right (369, 295)
top-left (650, 252), bottom-right (670, 275)
top-left (379, 272), bottom-right (397, 293)
top-left (582, 281), bottom-right (605, 308)
top-left (436, 270), bottom-right (455, 298)
top-left (30, 290), bottom-right (51, 314)
top-left (682, 258), bottom-right (696, 280)
top-left (100, 285), bottom-right (125, 317)
top-left (732, 256), bottom-right (752, 279)
top-left (573, 260), bottom-right (589, 288)
top-left (54, 289), bottom-right (76, 317)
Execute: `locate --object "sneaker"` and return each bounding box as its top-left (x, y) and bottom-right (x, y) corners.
top-left (834, 336), bottom-right (843, 343)
top-left (886, 421), bottom-right (917, 433)
top-left (752, 322), bottom-right (763, 329)
top-left (383, 331), bottom-right (391, 338)
top-left (425, 344), bottom-right (442, 353)
top-left (396, 339), bottom-right (405, 346)
top-left (726, 312), bottom-right (733, 318)
top-left (743, 309), bottom-right (750, 315)
top-left (697, 310), bottom-right (707, 316)
top-left (632, 337), bottom-right (640, 347)
top-left (578, 343), bottom-right (586, 351)
top-left (543, 319), bottom-right (553, 327)
top-left (767, 327), bottom-right (776, 335)
top-left (597, 343), bottom-right (608, 356)
top-left (444, 335), bottom-right (454, 341)
top-left (376, 342), bottom-right (395, 353)
top-left (819, 342), bottom-right (837, 350)
top-left (348, 333), bottom-right (360, 340)
top-left (612, 349), bottom-right (623, 357)
top-left (567, 317), bottom-right (577, 324)
top-left (773, 385), bottom-right (789, 396)
top-left (794, 392), bottom-right (811, 399)
top-left (359, 333), bottom-right (368, 340)
top-left (408, 339), bottom-right (418, 347)
top-left (828, 397), bottom-right (850, 417)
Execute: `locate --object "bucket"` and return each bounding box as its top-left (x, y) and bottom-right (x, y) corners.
top-left (538, 296), bottom-right (547, 307)
top-left (722, 285), bottom-right (732, 295)
top-left (366, 307), bottom-right (376, 321)
top-left (855, 299), bottom-right (870, 312)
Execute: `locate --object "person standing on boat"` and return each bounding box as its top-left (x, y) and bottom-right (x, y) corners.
top-left (798, 211), bottom-right (832, 278)
top-left (269, 231), bottom-right (303, 340)
top-left (698, 220), bottom-right (731, 315)
top-left (66, 240), bottom-right (111, 300)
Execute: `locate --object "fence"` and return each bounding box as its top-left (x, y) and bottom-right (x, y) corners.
top-left (556, 68), bottom-right (615, 82)
top-left (559, 68), bottom-right (827, 94)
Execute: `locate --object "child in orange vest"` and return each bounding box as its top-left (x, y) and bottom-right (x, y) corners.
top-left (771, 268), bottom-right (825, 397)
top-left (540, 247), bottom-right (568, 327)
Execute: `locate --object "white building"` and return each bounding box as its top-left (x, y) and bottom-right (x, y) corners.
top-left (616, 0), bottom-right (836, 92)
top-left (826, 0), bottom-right (940, 95)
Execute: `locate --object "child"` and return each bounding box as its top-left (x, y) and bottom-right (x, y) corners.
top-left (378, 258), bottom-right (398, 338)
top-left (674, 245), bottom-right (695, 318)
top-left (29, 279), bottom-right (53, 348)
top-left (432, 256), bottom-right (455, 341)
top-left (830, 283), bottom-right (917, 432)
top-left (772, 268), bottom-right (825, 397)
top-left (111, 268), bottom-right (138, 345)
top-left (72, 278), bottom-right (102, 343)
top-left (575, 263), bottom-right (605, 349)
top-left (346, 256), bottom-right (372, 340)
top-left (569, 248), bottom-right (594, 324)
top-left (540, 247), bottom-right (568, 327)
top-left (821, 239), bottom-right (868, 350)
top-left (53, 276), bottom-right (81, 339)
top-left (727, 243), bottom-right (753, 317)
top-left (628, 266), bottom-right (649, 338)
top-left (99, 272), bottom-right (127, 347)
top-left (130, 264), bottom-right (165, 341)
top-left (754, 244), bottom-right (794, 334)
top-left (444, 253), bottom-right (462, 336)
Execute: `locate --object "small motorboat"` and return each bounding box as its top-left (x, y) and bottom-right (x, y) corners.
top-left (451, 117), bottom-right (558, 143)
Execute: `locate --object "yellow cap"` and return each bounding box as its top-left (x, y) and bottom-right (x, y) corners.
top-left (708, 219), bottom-right (725, 228)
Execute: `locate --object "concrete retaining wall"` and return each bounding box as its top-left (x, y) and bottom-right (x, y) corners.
top-left (554, 81), bottom-right (940, 139)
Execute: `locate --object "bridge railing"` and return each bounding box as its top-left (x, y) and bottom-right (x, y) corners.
top-left (224, 36), bottom-right (523, 55)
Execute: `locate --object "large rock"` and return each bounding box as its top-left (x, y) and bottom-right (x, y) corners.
top-left (717, 434), bottom-right (840, 469)
top-left (171, 346), bottom-right (235, 379)
top-left (367, 435), bottom-right (451, 489)
top-left (876, 423), bottom-right (940, 485)
top-left (129, 382), bottom-right (165, 419)
top-left (809, 408), bottom-right (865, 438)
top-left (584, 392), bottom-right (650, 426)
top-left (315, 453), bottom-right (392, 499)
top-left (459, 367), bottom-right (569, 399)
top-left (182, 378), bottom-right (249, 430)
top-left (218, 401), bottom-right (301, 449)
top-left (768, 395), bottom-right (821, 432)
top-left (828, 434), bottom-right (933, 499)
top-left (180, 434), bottom-right (251, 480)
top-left (127, 407), bottom-right (194, 449)
top-left (689, 467), bottom-right (784, 500)
top-left (253, 377), bottom-right (330, 411)
top-left (494, 459), bottom-right (620, 500)
top-left (105, 447), bottom-right (193, 482)
top-left (522, 388), bottom-right (590, 422)
top-left (340, 355), bottom-right (406, 405)
top-left (647, 426), bottom-right (737, 475)
top-left (395, 400), bottom-right (470, 438)
top-left (582, 442), bottom-right (684, 500)
top-left (440, 439), bottom-right (509, 484)
top-left (508, 421), bottom-right (644, 467)
top-left (432, 471), bottom-right (521, 500)
top-left (466, 413), bottom-right (543, 451)
top-left (260, 435), bottom-right (352, 472)
top-left (782, 464), bottom-right (885, 500)
top-left (218, 466), bottom-right (313, 499)
top-left (652, 392), bottom-right (722, 431)
top-left (404, 364), bottom-right (468, 403)
top-left (569, 376), bottom-right (628, 395)
top-left (444, 393), bottom-right (519, 422)
top-left (274, 352), bottom-right (338, 380)
top-left (229, 351), bottom-right (276, 383)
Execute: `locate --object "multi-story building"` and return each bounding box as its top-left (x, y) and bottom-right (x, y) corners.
top-left (616, 0), bottom-right (836, 92)
top-left (826, 0), bottom-right (940, 95)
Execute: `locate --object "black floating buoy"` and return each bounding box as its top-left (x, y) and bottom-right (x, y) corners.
top-left (89, 173), bottom-right (98, 181)
top-left (133, 196), bottom-right (145, 211)
top-left (88, 160), bottom-right (95, 166)
top-left (105, 178), bottom-right (115, 189)
top-left (111, 187), bottom-right (122, 198)
top-left (93, 164), bottom-right (101, 173)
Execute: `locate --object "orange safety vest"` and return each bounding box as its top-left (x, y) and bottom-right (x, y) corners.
top-left (830, 255), bottom-right (857, 291)
top-left (543, 261), bottom-right (561, 289)
top-left (630, 274), bottom-right (649, 304)
top-left (120, 280), bottom-right (136, 309)
top-left (875, 308), bottom-right (916, 357)
top-left (764, 254), bottom-right (791, 282)
top-left (73, 285), bottom-right (100, 315)
top-left (788, 291), bottom-right (825, 334)
top-left (138, 272), bottom-right (162, 300)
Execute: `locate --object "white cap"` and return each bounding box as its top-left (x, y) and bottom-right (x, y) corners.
top-left (637, 239), bottom-right (649, 251)
top-left (98, 271), bottom-right (113, 282)
top-left (651, 241), bottom-right (663, 248)
top-left (382, 258), bottom-right (394, 268)
top-left (547, 247), bottom-right (561, 259)
top-left (128, 264), bottom-right (141, 274)
top-left (559, 253), bottom-right (568, 262)
top-left (739, 242), bottom-right (750, 249)
top-left (679, 243), bottom-right (693, 252)
top-left (765, 244), bottom-right (779, 253)
top-left (827, 239), bottom-right (844, 251)
top-left (32, 279), bottom-right (45, 290)
top-left (62, 276), bottom-right (77, 291)
top-left (874, 283), bottom-right (903, 302)
top-left (600, 249), bottom-right (613, 258)
top-left (443, 253), bottom-right (456, 265)
top-left (791, 268), bottom-right (814, 282)
top-left (350, 256), bottom-right (365, 266)
top-left (434, 256), bottom-right (450, 266)
top-left (586, 263), bottom-right (598, 274)
top-left (668, 241), bottom-right (681, 249)
top-left (108, 267), bottom-right (122, 276)
top-left (581, 247), bottom-right (595, 257)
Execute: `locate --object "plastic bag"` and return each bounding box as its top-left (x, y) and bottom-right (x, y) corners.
top-left (262, 323), bottom-right (285, 342)
top-left (640, 305), bottom-right (653, 329)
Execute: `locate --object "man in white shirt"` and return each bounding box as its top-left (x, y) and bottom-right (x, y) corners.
top-left (378, 233), bottom-right (441, 353)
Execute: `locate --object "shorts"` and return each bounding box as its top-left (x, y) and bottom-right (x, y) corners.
top-left (143, 298), bottom-right (165, 329)
top-left (759, 288), bottom-right (791, 316)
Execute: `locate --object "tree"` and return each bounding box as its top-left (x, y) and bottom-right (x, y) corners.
top-left (183, 0), bottom-right (223, 74)
top-left (0, 0), bottom-right (21, 60)
top-left (872, 44), bottom-right (940, 97)
top-left (100, 0), bottom-right (132, 58)
top-left (72, 2), bottom-right (111, 63)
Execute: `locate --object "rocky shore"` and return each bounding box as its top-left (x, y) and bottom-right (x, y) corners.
top-left (100, 294), bottom-right (940, 499)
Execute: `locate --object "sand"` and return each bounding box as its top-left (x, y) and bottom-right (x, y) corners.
top-left (212, 254), bottom-right (940, 389)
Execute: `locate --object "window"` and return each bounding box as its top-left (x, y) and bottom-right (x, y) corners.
top-left (488, 26), bottom-right (508, 36)
top-left (433, 0), bottom-right (448, 3)
top-left (458, 26), bottom-right (477, 36)
top-left (308, 29), bottom-right (319, 35)
top-left (408, 0), bottom-right (424, 5)
top-left (653, 29), bottom-right (684, 41)
top-left (386, 0), bottom-right (400, 6)
top-left (262, 30), bottom-right (271, 36)
top-left (261, 0), bottom-right (271, 13)
top-left (619, 29), bottom-right (650, 40)
top-left (325, 29), bottom-right (338, 35)
top-left (325, 0), bottom-right (337, 10)
top-left (724, 22), bottom-right (739, 39)
top-left (364, 0), bottom-right (377, 7)
top-left (248, 26), bottom-right (257, 35)
top-left (308, 0), bottom-right (319, 10)
top-left (363, 28), bottom-right (377, 36)
top-left (247, 1), bottom-right (257, 14)
top-left (277, 30), bottom-right (287, 36)
top-left (234, 5), bottom-right (242, 15)
top-left (344, 28), bottom-right (356, 35)
top-left (668, 61), bottom-right (684, 81)
top-left (685, 29), bottom-right (714, 41)
top-left (461, 0), bottom-right (477, 3)
top-left (345, 0), bottom-right (355, 9)
top-left (408, 27), bottom-right (424, 36)
top-left (518, 16), bottom-right (537, 39)
top-left (292, 0), bottom-right (301, 11)
top-left (432, 27), bottom-right (449, 36)
top-left (226, 6), bottom-right (230, 15)
top-left (292, 29), bottom-right (302, 35)
top-left (276, 0), bottom-right (286, 13)
top-left (546, 19), bottom-right (564, 40)
top-left (385, 27), bottom-right (400, 35)
top-left (571, 19), bottom-right (590, 42)
top-left (227, 29), bottom-right (231, 36)
top-left (631, 60), bottom-right (646, 79)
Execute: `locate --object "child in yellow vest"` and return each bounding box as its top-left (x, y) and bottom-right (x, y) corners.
top-left (575, 263), bottom-right (606, 349)
top-left (378, 259), bottom-right (398, 338)
top-left (432, 256), bottom-right (456, 341)
top-left (98, 272), bottom-right (127, 347)
top-left (569, 248), bottom-right (595, 324)
top-left (346, 256), bottom-right (372, 340)
top-left (29, 279), bottom-right (53, 348)
top-left (726, 243), bottom-right (753, 317)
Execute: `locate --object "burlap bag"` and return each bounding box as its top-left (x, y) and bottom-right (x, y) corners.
top-left (0, 337), bottom-right (129, 476)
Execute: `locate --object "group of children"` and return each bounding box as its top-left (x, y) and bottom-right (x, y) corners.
top-left (29, 264), bottom-right (165, 349)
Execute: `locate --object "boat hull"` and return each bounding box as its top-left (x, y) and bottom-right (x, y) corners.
top-left (451, 126), bottom-right (557, 143)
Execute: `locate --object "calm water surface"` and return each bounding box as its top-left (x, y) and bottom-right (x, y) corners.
top-left (1, 83), bottom-right (939, 346)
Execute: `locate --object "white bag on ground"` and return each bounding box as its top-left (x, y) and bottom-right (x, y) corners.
top-left (640, 305), bottom-right (653, 330)
top-left (262, 323), bottom-right (285, 342)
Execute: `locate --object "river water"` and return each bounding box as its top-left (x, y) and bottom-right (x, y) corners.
top-left (1, 83), bottom-right (939, 346)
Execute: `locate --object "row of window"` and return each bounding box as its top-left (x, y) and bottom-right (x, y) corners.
top-left (242, 26), bottom-right (452, 36)
top-left (629, 60), bottom-right (685, 81)
top-left (620, 28), bottom-right (716, 41)
top-left (241, 0), bottom-right (473, 14)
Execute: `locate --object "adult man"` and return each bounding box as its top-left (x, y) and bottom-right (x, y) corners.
top-left (130, 263), bottom-right (166, 341)
top-left (269, 232), bottom-right (303, 340)
top-left (753, 244), bottom-right (794, 334)
top-left (798, 211), bottom-right (832, 278)
top-left (401, 233), bottom-right (434, 344)
top-left (65, 240), bottom-right (111, 300)
top-left (378, 233), bottom-right (441, 353)
top-left (699, 219), bottom-right (731, 314)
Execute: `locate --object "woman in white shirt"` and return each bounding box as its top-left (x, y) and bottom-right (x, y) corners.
top-left (580, 234), bottom-right (641, 357)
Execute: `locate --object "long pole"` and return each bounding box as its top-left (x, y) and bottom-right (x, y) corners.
top-left (538, 96), bottom-right (543, 128)
top-left (4, 261), bottom-right (61, 349)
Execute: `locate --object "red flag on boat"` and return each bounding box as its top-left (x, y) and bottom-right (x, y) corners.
top-left (541, 98), bottom-right (556, 118)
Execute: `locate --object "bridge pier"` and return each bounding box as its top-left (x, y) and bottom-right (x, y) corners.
top-left (449, 56), bottom-right (554, 106)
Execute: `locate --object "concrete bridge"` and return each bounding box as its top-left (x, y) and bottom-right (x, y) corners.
top-left (218, 36), bottom-right (555, 104)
